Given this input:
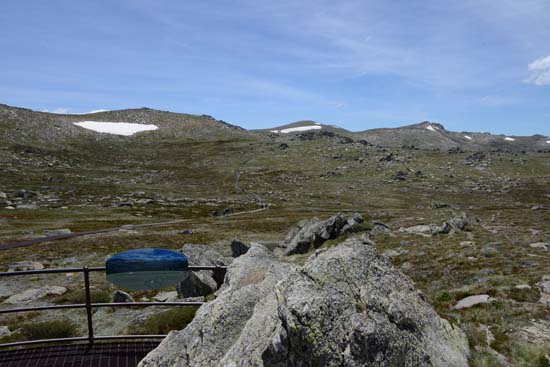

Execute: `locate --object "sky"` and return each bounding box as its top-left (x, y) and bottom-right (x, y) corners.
top-left (0, 1), bottom-right (549, 135)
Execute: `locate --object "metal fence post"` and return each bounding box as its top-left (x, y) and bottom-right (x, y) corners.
top-left (83, 267), bottom-right (94, 345)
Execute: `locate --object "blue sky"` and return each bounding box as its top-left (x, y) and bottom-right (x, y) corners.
top-left (1, 1), bottom-right (549, 135)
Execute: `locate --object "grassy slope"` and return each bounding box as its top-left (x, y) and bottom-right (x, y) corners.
top-left (0, 114), bottom-right (549, 364)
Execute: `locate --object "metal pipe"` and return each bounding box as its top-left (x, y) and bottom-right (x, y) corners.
top-left (0, 301), bottom-right (203, 315)
top-left (0, 335), bottom-right (167, 349)
top-left (0, 337), bottom-right (89, 348)
top-left (83, 267), bottom-right (94, 345)
top-left (91, 301), bottom-right (204, 308)
top-left (0, 265), bottom-right (226, 277)
top-left (0, 304), bottom-right (87, 314)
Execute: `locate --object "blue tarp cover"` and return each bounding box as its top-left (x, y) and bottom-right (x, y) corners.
top-left (106, 248), bottom-right (188, 274)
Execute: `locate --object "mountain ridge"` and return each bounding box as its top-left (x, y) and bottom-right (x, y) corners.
top-left (1, 103), bottom-right (549, 151)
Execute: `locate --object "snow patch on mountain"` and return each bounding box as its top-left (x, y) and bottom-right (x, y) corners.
top-left (426, 125), bottom-right (438, 132)
top-left (73, 121), bottom-right (158, 136)
top-left (464, 135), bottom-right (473, 140)
top-left (505, 137), bottom-right (515, 141)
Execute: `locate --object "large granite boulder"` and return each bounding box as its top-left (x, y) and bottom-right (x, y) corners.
top-left (279, 213), bottom-right (364, 255)
top-left (140, 239), bottom-right (469, 367)
top-left (177, 244), bottom-right (233, 298)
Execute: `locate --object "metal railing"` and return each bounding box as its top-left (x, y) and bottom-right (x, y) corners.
top-left (0, 265), bottom-right (227, 348)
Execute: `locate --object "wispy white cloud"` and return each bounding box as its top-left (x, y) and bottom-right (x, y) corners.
top-left (525, 56), bottom-right (550, 86)
top-left (478, 95), bottom-right (516, 106)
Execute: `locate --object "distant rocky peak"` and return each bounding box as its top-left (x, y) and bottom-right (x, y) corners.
top-left (415, 121), bottom-right (446, 131)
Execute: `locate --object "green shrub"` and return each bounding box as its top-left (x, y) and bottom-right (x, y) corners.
top-left (436, 293), bottom-right (451, 303)
top-left (20, 320), bottom-right (78, 340)
top-left (0, 332), bottom-right (27, 344)
top-left (125, 307), bottom-right (198, 335)
top-left (53, 289), bottom-right (111, 304)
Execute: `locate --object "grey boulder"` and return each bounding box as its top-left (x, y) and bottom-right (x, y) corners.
top-left (113, 290), bottom-right (135, 303)
top-left (449, 212), bottom-right (473, 231)
top-left (7, 260), bottom-right (44, 272)
top-left (536, 275), bottom-right (550, 306)
top-left (140, 239), bottom-right (469, 367)
top-left (279, 213), bottom-right (364, 255)
top-left (177, 244), bottom-right (232, 298)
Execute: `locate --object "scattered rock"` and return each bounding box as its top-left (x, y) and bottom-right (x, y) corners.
top-left (139, 239), bottom-right (470, 367)
top-left (16, 203), bottom-right (39, 209)
top-left (529, 242), bottom-right (549, 250)
top-left (399, 222), bottom-right (449, 236)
top-left (0, 326), bottom-right (10, 337)
top-left (153, 291), bottom-right (179, 302)
top-left (481, 246), bottom-right (499, 258)
top-left (177, 244), bottom-right (232, 298)
top-left (449, 212), bottom-right (473, 231)
top-left (113, 290), bottom-right (134, 303)
top-left (392, 170), bottom-right (408, 181)
top-left (11, 189), bottom-right (39, 199)
top-left (369, 222), bottom-right (391, 237)
top-left (279, 213), bottom-right (364, 255)
top-left (230, 239), bottom-right (250, 258)
top-left (399, 225), bottom-right (433, 236)
top-left (45, 228), bottom-right (72, 237)
top-left (459, 241), bottom-right (476, 247)
top-left (453, 295), bottom-right (494, 310)
top-left (7, 260), bottom-right (44, 272)
top-left (4, 286), bottom-right (67, 304)
top-left (379, 153), bottom-right (396, 162)
top-left (536, 275), bottom-right (550, 306)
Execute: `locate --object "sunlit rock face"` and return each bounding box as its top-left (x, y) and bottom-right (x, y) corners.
top-left (139, 240), bottom-right (470, 367)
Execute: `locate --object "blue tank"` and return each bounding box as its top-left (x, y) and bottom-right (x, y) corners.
top-left (106, 248), bottom-right (189, 290)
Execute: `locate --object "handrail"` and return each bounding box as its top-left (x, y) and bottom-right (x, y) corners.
top-left (0, 265), bottom-right (225, 277)
top-left (0, 335), bottom-right (167, 348)
top-left (0, 264), bottom-right (227, 349)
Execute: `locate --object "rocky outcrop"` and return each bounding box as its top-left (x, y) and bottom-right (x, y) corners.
top-left (230, 239), bottom-right (250, 258)
top-left (279, 213), bottom-right (364, 255)
top-left (4, 286), bottom-right (67, 304)
top-left (177, 244), bottom-right (232, 298)
top-left (140, 239), bottom-right (469, 367)
top-left (449, 212), bottom-right (473, 231)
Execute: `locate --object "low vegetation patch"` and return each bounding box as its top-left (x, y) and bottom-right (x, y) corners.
top-left (125, 307), bottom-right (198, 335)
top-left (15, 320), bottom-right (78, 341)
